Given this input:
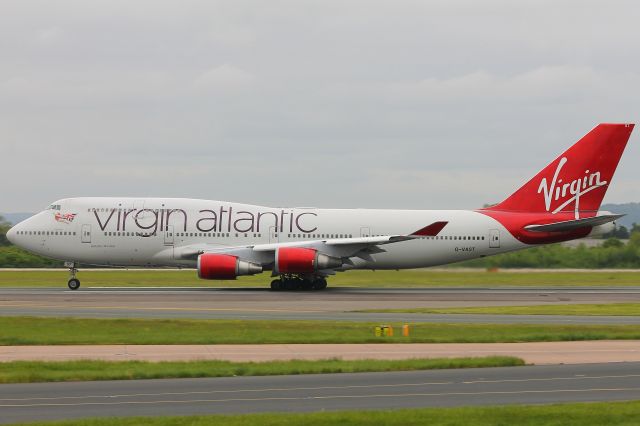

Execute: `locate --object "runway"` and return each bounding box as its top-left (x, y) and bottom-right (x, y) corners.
top-left (1, 287), bottom-right (640, 324)
top-left (1, 362), bottom-right (639, 424)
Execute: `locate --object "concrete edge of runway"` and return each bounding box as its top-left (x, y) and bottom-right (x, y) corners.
top-left (1, 340), bottom-right (639, 365)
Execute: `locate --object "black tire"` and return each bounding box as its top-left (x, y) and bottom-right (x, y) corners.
top-left (68, 278), bottom-right (80, 290)
top-left (301, 279), bottom-right (315, 291)
top-left (314, 278), bottom-right (328, 290)
top-left (283, 279), bottom-right (295, 291)
top-left (270, 279), bottom-right (281, 291)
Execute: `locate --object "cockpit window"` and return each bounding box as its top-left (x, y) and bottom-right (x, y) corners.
top-left (47, 204), bottom-right (61, 211)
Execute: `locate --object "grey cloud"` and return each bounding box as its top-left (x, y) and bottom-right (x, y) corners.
top-left (2, 0), bottom-right (640, 211)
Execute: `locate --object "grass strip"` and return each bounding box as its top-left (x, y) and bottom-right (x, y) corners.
top-left (2, 269), bottom-right (640, 288)
top-left (8, 401), bottom-right (640, 426)
top-left (0, 356), bottom-right (523, 384)
top-left (360, 303), bottom-right (640, 316)
top-left (1, 317), bottom-right (640, 345)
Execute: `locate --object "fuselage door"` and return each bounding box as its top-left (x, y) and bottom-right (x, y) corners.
top-left (489, 229), bottom-right (500, 248)
top-left (81, 224), bottom-right (91, 244)
top-left (360, 227), bottom-right (371, 237)
top-left (164, 225), bottom-right (174, 246)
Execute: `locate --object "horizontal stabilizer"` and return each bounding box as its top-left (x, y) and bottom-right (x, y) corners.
top-left (524, 214), bottom-right (624, 233)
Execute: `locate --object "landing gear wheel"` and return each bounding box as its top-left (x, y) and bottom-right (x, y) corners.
top-left (313, 278), bottom-right (328, 290)
top-left (68, 278), bottom-right (80, 290)
top-left (301, 279), bottom-right (314, 291)
top-left (65, 262), bottom-right (80, 290)
top-left (283, 279), bottom-right (296, 291)
top-left (270, 279), bottom-right (281, 291)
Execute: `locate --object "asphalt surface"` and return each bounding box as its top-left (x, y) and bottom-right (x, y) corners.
top-left (1, 362), bottom-right (639, 424)
top-left (1, 287), bottom-right (640, 324)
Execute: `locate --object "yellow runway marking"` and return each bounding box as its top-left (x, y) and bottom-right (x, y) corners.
top-left (1, 374), bottom-right (639, 403)
top-left (0, 302), bottom-right (321, 314)
top-left (1, 388), bottom-right (638, 407)
top-left (0, 381), bottom-right (456, 402)
top-left (462, 373), bottom-right (640, 384)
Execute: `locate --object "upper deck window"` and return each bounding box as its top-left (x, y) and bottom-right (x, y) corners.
top-left (47, 204), bottom-right (61, 211)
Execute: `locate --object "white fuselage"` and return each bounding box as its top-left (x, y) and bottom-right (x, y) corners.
top-left (9, 197), bottom-right (524, 270)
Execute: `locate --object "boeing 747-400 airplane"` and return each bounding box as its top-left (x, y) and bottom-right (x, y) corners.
top-left (6, 123), bottom-right (634, 290)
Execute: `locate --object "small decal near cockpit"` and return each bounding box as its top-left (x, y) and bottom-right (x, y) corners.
top-left (54, 212), bottom-right (76, 224)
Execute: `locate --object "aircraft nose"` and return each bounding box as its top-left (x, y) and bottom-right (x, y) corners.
top-left (6, 226), bottom-right (16, 245)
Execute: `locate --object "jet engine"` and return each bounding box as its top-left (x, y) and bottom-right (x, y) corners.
top-left (197, 253), bottom-right (263, 280)
top-left (275, 247), bottom-right (342, 274)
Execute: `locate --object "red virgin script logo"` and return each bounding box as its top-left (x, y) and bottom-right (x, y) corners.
top-left (54, 212), bottom-right (76, 224)
top-left (537, 157), bottom-right (606, 219)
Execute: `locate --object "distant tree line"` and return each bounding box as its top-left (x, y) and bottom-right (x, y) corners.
top-left (462, 230), bottom-right (640, 269)
top-left (0, 215), bottom-right (11, 247)
top-left (600, 223), bottom-right (640, 240)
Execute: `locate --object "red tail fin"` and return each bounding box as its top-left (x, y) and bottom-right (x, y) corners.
top-left (484, 123), bottom-right (634, 216)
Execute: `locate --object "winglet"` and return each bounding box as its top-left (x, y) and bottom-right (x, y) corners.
top-left (411, 221), bottom-right (448, 236)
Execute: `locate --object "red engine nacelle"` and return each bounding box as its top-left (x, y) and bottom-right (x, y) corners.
top-left (197, 253), bottom-right (262, 280)
top-left (276, 247), bottom-right (342, 274)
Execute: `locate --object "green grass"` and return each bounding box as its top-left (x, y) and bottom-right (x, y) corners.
top-left (0, 356), bottom-right (523, 384)
top-left (2, 317), bottom-right (640, 345)
top-left (361, 303), bottom-right (640, 316)
top-left (2, 269), bottom-right (640, 288)
top-left (8, 401), bottom-right (640, 426)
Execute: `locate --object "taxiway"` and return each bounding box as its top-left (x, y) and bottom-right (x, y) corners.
top-left (0, 287), bottom-right (639, 324)
top-left (1, 362), bottom-right (639, 424)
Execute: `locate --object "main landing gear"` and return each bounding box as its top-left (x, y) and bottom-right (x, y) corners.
top-left (65, 261), bottom-right (80, 290)
top-left (270, 275), bottom-right (328, 291)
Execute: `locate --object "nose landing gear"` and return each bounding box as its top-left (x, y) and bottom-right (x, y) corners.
top-left (65, 261), bottom-right (80, 290)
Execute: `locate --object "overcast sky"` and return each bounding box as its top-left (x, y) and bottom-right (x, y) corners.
top-left (2, 0), bottom-right (640, 212)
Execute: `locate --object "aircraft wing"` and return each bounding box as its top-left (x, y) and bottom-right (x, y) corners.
top-left (173, 221), bottom-right (449, 267)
